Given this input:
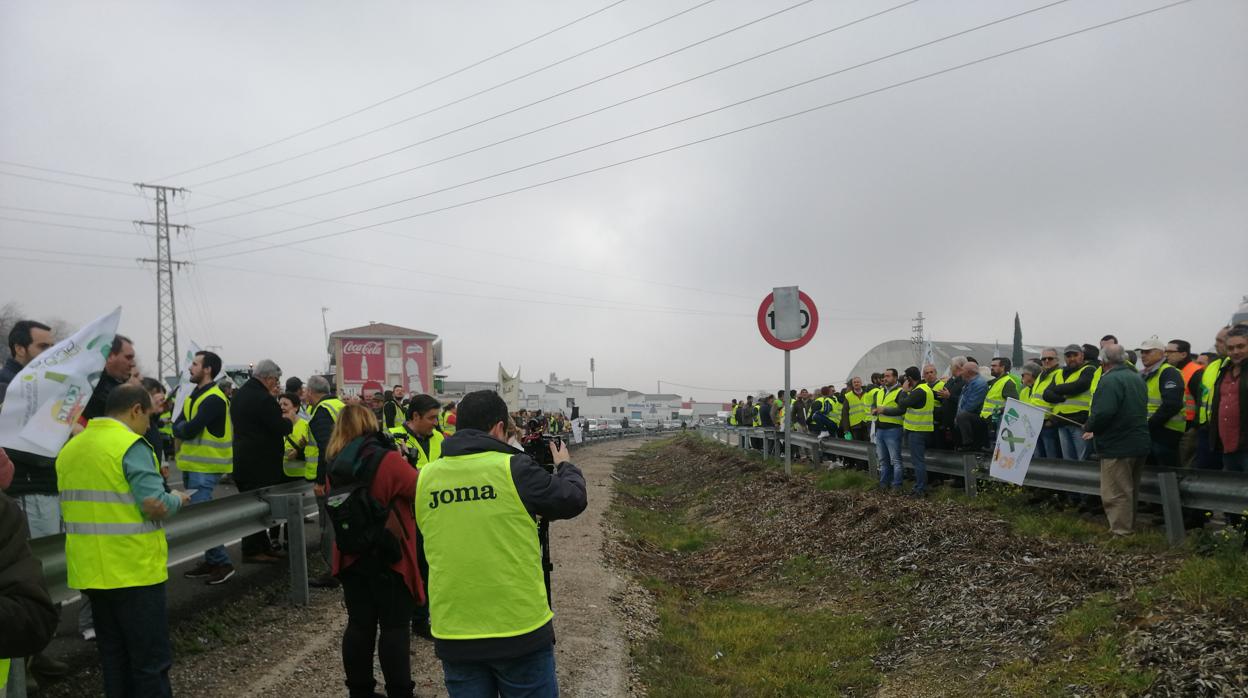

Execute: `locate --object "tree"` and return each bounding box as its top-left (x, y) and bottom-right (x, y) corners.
top-left (1011, 313), bottom-right (1024, 370)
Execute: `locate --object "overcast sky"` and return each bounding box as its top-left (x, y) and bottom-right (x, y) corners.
top-left (2, 0), bottom-right (1245, 400)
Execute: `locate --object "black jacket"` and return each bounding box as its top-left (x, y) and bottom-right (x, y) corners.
top-left (0, 357), bottom-right (22, 406)
top-left (309, 396), bottom-right (338, 484)
top-left (230, 378), bottom-right (293, 487)
top-left (0, 492), bottom-right (58, 658)
top-left (430, 428), bottom-right (587, 664)
top-left (1210, 359), bottom-right (1248, 454)
top-left (82, 372), bottom-right (125, 421)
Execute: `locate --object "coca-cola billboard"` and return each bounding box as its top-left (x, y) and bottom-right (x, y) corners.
top-left (340, 339), bottom-right (385, 383)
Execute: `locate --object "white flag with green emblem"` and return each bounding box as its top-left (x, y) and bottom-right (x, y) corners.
top-left (0, 307), bottom-right (122, 457)
top-left (989, 397), bottom-right (1045, 485)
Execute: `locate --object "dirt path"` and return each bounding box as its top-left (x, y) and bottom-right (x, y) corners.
top-left (147, 437), bottom-right (642, 698)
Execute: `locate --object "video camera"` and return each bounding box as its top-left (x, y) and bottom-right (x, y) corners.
top-left (520, 417), bottom-right (563, 470)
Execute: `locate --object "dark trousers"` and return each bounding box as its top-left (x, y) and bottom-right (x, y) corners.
top-left (234, 478), bottom-right (277, 556)
top-left (85, 583), bottom-right (172, 698)
top-left (341, 564), bottom-right (416, 698)
top-left (1148, 428), bottom-right (1181, 468)
top-left (955, 411), bottom-right (987, 449)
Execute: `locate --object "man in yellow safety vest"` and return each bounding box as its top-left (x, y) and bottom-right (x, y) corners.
top-left (57, 385), bottom-right (191, 697)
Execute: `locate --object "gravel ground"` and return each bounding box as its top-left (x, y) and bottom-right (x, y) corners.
top-left (37, 438), bottom-right (651, 698)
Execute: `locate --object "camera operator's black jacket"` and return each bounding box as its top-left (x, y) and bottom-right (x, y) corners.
top-left (431, 428), bottom-right (588, 663)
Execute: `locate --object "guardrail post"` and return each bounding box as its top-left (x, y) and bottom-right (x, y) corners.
top-left (268, 493), bottom-right (310, 606)
top-left (962, 454), bottom-right (978, 498)
top-left (867, 441), bottom-right (879, 479)
top-left (812, 437), bottom-right (823, 466)
top-left (1156, 471), bottom-right (1187, 547)
top-left (8, 656), bottom-right (28, 698)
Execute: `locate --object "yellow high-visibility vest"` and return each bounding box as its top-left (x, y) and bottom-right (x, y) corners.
top-left (876, 387), bottom-right (904, 426)
top-left (1146, 363), bottom-right (1187, 433)
top-left (903, 384), bottom-right (935, 432)
top-left (980, 376), bottom-right (1013, 419)
top-left (305, 398), bottom-right (344, 480)
top-left (177, 384), bottom-right (233, 474)
top-left (1199, 358), bottom-right (1224, 425)
top-left (1053, 365), bottom-right (1093, 415)
top-left (415, 450), bottom-right (551, 640)
top-left (57, 418), bottom-right (167, 590)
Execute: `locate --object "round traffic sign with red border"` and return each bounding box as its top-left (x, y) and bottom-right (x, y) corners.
top-left (757, 290), bottom-right (818, 350)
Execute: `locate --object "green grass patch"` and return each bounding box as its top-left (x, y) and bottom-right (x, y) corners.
top-left (777, 554), bottom-right (836, 585)
top-left (1159, 550), bottom-right (1248, 610)
top-left (1052, 593), bottom-right (1119, 643)
top-left (639, 584), bottom-right (893, 697)
top-left (987, 635), bottom-right (1157, 696)
top-left (618, 503), bottom-right (718, 552)
top-left (816, 469), bottom-right (876, 492)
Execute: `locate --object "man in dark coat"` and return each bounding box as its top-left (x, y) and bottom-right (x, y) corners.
top-left (1082, 345), bottom-right (1150, 536)
top-left (229, 359), bottom-right (292, 563)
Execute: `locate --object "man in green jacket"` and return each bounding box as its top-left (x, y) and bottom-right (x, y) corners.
top-left (1081, 345), bottom-right (1150, 535)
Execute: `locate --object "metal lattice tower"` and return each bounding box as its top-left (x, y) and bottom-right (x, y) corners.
top-left (911, 311), bottom-right (925, 366)
top-left (136, 184), bottom-right (190, 382)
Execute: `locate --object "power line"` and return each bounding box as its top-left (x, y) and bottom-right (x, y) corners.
top-left (0, 253), bottom-right (144, 271)
top-left (184, 0), bottom-right (722, 189)
top-left (0, 244), bottom-right (140, 262)
top-left (195, 0), bottom-right (1094, 258)
top-left (0, 215), bottom-right (148, 238)
top-left (195, 261), bottom-right (755, 317)
top-left (0, 204), bottom-right (134, 222)
top-left (0, 169), bottom-right (142, 198)
top-left (0, 159), bottom-right (134, 185)
top-left (190, 0), bottom-right (907, 223)
top-left (153, 0), bottom-right (634, 182)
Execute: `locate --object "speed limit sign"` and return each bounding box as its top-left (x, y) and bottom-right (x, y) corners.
top-left (757, 288), bottom-right (818, 351)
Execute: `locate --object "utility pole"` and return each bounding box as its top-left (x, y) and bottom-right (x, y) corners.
top-left (135, 184), bottom-right (190, 382)
top-left (321, 306), bottom-right (331, 374)
top-left (590, 357), bottom-right (595, 388)
top-left (911, 311), bottom-right (925, 367)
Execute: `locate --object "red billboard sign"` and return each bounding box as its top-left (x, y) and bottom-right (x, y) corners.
top-left (340, 339), bottom-right (384, 383)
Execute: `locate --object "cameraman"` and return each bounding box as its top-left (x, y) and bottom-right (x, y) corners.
top-left (416, 390), bottom-right (587, 697)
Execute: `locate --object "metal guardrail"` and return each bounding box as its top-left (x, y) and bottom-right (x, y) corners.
top-left (698, 426), bottom-right (1248, 547)
top-left (8, 430), bottom-right (653, 697)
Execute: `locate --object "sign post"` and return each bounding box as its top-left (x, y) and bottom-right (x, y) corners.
top-left (757, 287), bottom-right (819, 475)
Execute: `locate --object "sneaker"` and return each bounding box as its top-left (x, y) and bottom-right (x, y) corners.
top-left (817, 431), bottom-right (830, 439)
top-left (205, 564), bottom-right (236, 585)
top-left (183, 561), bottom-right (215, 579)
top-left (81, 627), bottom-right (96, 641)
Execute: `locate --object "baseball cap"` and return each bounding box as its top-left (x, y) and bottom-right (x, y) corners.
top-left (1063, 344), bottom-right (1083, 355)
top-left (1138, 337), bottom-right (1166, 352)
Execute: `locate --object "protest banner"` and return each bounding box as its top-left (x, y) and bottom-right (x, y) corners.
top-left (0, 308), bottom-right (121, 457)
top-left (989, 397), bottom-right (1045, 485)
top-left (170, 340), bottom-right (203, 424)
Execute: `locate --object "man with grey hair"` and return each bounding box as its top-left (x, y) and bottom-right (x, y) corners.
top-left (1081, 344), bottom-right (1150, 535)
top-left (231, 359), bottom-right (293, 563)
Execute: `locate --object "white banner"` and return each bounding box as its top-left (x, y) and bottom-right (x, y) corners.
top-left (170, 340), bottom-right (203, 424)
top-left (989, 397), bottom-right (1045, 485)
top-left (0, 308), bottom-right (122, 457)
top-left (499, 363), bottom-right (520, 412)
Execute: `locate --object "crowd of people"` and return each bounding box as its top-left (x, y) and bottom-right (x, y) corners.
top-left (726, 325), bottom-right (1248, 537)
top-left (0, 318), bottom-right (589, 698)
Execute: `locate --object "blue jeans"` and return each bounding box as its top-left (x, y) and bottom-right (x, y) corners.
top-left (875, 428), bottom-right (903, 488)
top-left (184, 472), bottom-right (230, 566)
top-left (907, 431), bottom-right (928, 493)
top-left (1057, 424), bottom-right (1088, 461)
top-left (1037, 425), bottom-right (1059, 459)
top-left (85, 583), bottom-right (172, 698)
top-left (442, 645), bottom-right (558, 698)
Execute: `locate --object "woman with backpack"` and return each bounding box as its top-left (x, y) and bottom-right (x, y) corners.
top-left (325, 404), bottom-right (423, 698)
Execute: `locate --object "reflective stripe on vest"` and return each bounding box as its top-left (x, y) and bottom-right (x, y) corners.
top-left (980, 376), bottom-right (1012, 419)
top-left (177, 385), bottom-right (234, 473)
top-left (876, 387), bottom-right (904, 426)
top-left (1146, 363), bottom-right (1187, 433)
top-left (56, 418), bottom-right (168, 590)
top-left (0, 658), bottom-right (8, 690)
top-left (903, 384), bottom-right (935, 432)
top-left (415, 450), bottom-right (552, 640)
top-left (729, 404), bottom-right (739, 426)
top-left (1030, 369), bottom-right (1058, 411)
top-left (305, 398), bottom-right (344, 480)
top-left (1199, 358), bottom-right (1224, 425)
top-left (1053, 365), bottom-right (1092, 414)
top-left (1178, 361), bottom-right (1200, 422)
top-left (283, 418), bottom-right (311, 478)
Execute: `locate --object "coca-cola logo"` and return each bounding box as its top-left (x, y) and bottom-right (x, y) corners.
top-left (342, 340), bottom-right (383, 355)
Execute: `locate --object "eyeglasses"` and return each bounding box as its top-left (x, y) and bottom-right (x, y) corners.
top-left (1041, 356), bottom-right (1056, 361)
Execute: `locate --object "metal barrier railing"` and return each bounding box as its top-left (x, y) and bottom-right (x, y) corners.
top-left (697, 425), bottom-right (1248, 548)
